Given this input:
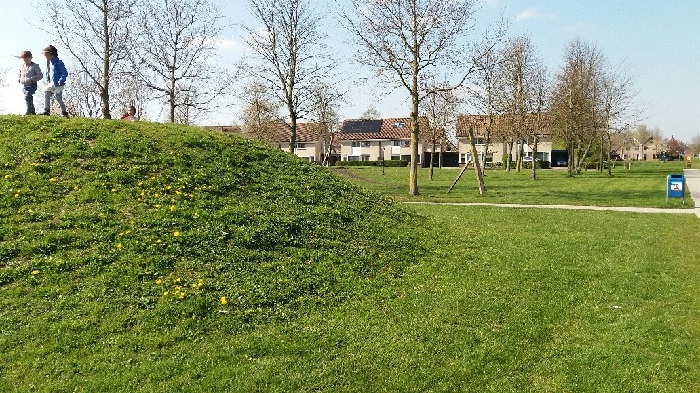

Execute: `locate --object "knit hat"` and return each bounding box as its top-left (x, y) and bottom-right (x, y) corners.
top-left (42, 45), bottom-right (58, 56)
top-left (15, 50), bottom-right (32, 59)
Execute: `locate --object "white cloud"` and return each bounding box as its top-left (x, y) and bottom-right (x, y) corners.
top-left (515, 7), bottom-right (555, 22)
top-left (206, 37), bottom-right (240, 50)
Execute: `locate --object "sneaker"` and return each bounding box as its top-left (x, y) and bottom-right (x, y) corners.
top-left (40, 111), bottom-right (50, 116)
top-left (62, 112), bottom-right (70, 118)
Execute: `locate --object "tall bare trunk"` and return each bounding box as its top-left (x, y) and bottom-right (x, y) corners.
top-left (101, 2), bottom-right (111, 119)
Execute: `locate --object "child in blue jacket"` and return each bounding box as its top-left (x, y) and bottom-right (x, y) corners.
top-left (40, 45), bottom-right (69, 118)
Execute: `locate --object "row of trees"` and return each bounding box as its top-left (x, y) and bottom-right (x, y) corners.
top-left (42, 0), bottom-right (229, 123)
top-left (40, 0), bottom-right (655, 196)
top-left (238, 0), bottom-right (644, 194)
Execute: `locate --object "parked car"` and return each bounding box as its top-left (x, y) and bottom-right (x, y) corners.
top-left (555, 159), bottom-right (568, 166)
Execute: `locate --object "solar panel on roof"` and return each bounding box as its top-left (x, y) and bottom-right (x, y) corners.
top-left (343, 120), bottom-right (382, 134)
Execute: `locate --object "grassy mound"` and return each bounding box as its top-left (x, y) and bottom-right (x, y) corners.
top-left (0, 116), bottom-right (421, 339)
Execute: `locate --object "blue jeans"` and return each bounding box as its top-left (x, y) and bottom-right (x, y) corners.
top-left (45, 86), bottom-right (67, 114)
top-left (22, 84), bottom-right (37, 114)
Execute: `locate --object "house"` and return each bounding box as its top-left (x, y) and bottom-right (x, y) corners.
top-left (206, 122), bottom-right (339, 163)
top-left (456, 114), bottom-right (554, 166)
top-left (336, 117), bottom-right (455, 164)
top-left (205, 116), bottom-right (459, 166)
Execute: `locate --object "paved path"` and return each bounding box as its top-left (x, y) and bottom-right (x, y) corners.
top-left (406, 168), bottom-right (700, 218)
top-left (684, 168), bottom-right (700, 218)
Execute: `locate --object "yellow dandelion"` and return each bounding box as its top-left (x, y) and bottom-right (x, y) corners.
top-left (155, 204), bottom-right (161, 208)
top-left (138, 181), bottom-right (143, 186)
top-left (178, 292), bottom-right (185, 299)
top-left (163, 291), bottom-right (169, 296)
top-left (140, 191), bottom-right (145, 197)
top-left (173, 231), bottom-right (180, 237)
top-left (169, 205), bottom-right (176, 212)
top-left (154, 193), bottom-right (160, 198)
top-left (155, 279), bottom-right (163, 285)
top-left (220, 297), bottom-right (228, 305)
top-left (3, 174), bottom-right (10, 179)
top-left (175, 278), bottom-right (181, 283)
top-left (73, 185), bottom-right (79, 191)
top-left (166, 185), bottom-right (172, 190)
top-left (116, 243), bottom-right (123, 250)
top-left (49, 178), bottom-right (57, 182)
top-left (111, 188), bottom-right (117, 192)
top-left (31, 270), bottom-right (40, 275)
top-left (14, 193), bottom-right (19, 198)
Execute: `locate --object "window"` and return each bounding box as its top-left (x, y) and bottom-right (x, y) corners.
top-left (391, 155), bottom-right (401, 160)
top-left (392, 140), bottom-right (402, 147)
top-left (393, 121), bottom-right (406, 128)
top-left (295, 143), bottom-right (306, 149)
top-left (460, 153), bottom-right (473, 164)
top-left (352, 141), bottom-right (371, 148)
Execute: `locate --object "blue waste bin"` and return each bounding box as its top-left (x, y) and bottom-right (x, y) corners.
top-left (666, 174), bottom-right (685, 203)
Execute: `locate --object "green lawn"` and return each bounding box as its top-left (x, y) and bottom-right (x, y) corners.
top-left (332, 161), bottom-right (694, 208)
top-left (6, 205), bottom-right (699, 392)
top-left (2, 116), bottom-right (700, 391)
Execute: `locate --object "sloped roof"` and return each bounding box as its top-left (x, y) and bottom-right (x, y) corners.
top-left (337, 117), bottom-right (430, 140)
top-left (456, 114), bottom-right (553, 139)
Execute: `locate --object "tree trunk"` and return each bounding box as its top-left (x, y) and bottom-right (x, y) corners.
top-left (531, 136), bottom-right (538, 180)
top-left (468, 127), bottom-right (485, 194)
top-left (409, 89), bottom-right (420, 196)
top-left (289, 107), bottom-right (297, 154)
top-left (429, 141), bottom-right (435, 180)
top-left (101, 1), bottom-right (111, 119)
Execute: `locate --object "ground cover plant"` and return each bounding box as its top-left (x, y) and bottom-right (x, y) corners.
top-left (2, 115), bottom-right (699, 391)
top-left (332, 161), bottom-right (694, 208)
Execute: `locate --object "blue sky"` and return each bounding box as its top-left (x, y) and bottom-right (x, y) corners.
top-left (1, 0), bottom-right (698, 142)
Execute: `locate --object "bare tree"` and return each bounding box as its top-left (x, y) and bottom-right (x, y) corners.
top-left (308, 83), bottom-right (344, 166)
top-left (551, 39), bottom-right (606, 176)
top-left (240, 82), bottom-right (282, 139)
top-left (597, 60), bottom-right (639, 176)
top-left (243, 0), bottom-right (331, 153)
top-left (345, 0), bottom-right (479, 196)
top-left (688, 135), bottom-right (700, 158)
top-left (41, 0), bottom-right (137, 119)
top-left (495, 36), bottom-right (550, 179)
top-left (420, 81), bottom-right (457, 180)
top-left (360, 106), bottom-right (381, 120)
top-left (135, 0), bottom-right (228, 123)
top-left (61, 69), bottom-right (103, 118)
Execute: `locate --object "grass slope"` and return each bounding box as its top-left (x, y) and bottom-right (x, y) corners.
top-left (0, 116), bottom-right (422, 388)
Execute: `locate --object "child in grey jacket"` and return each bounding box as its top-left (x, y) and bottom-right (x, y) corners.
top-left (16, 51), bottom-right (43, 115)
